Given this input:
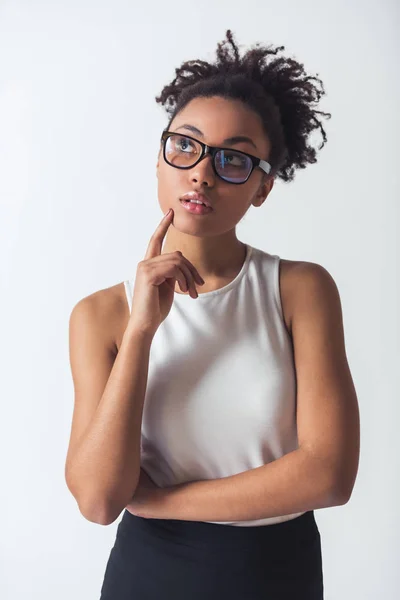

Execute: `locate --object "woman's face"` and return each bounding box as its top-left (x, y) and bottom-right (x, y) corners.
top-left (156, 96), bottom-right (274, 237)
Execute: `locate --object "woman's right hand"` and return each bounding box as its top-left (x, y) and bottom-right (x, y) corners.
top-left (127, 208), bottom-right (205, 338)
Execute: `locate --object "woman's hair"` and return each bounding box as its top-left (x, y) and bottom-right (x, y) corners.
top-left (155, 30), bottom-right (331, 183)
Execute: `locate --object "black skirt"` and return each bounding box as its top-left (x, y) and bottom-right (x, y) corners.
top-left (99, 509), bottom-right (324, 599)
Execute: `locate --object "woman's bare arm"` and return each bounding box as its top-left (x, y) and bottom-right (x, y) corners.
top-left (65, 290), bottom-right (153, 525)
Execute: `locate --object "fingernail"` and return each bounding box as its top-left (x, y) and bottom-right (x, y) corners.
top-left (164, 208), bottom-right (172, 217)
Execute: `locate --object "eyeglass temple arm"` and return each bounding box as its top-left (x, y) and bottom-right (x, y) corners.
top-left (259, 159), bottom-right (272, 175)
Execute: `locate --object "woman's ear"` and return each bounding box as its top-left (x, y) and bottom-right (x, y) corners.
top-left (156, 148), bottom-right (161, 177)
top-left (252, 176), bottom-right (274, 207)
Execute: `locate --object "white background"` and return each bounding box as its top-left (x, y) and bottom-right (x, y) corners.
top-left (1, 1), bottom-right (399, 598)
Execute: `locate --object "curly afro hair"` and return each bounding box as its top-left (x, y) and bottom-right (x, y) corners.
top-left (155, 30), bottom-right (331, 183)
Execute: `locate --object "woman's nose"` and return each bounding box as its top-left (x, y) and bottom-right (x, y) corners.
top-left (189, 153), bottom-right (215, 187)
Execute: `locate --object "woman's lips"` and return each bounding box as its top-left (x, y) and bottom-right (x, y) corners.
top-left (180, 192), bottom-right (212, 208)
top-left (179, 199), bottom-right (214, 215)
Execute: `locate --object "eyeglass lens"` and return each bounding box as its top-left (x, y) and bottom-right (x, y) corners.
top-left (165, 134), bottom-right (253, 183)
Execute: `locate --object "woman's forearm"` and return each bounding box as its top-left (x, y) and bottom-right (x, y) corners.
top-left (140, 447), bottom-right (346, 522)
top-left (66, 327), bottom-right (153, 524)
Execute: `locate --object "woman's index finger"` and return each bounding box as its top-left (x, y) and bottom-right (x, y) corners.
top-left (143, 209), bottom-right (174, 260)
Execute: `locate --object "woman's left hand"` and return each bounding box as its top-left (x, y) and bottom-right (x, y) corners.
top-left (125, 468), bottom-right (166, 519)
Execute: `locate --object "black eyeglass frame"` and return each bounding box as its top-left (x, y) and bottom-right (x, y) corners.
top-left (160, 130), bottom-right (272, 185)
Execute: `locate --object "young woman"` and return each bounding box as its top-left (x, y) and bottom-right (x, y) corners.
top-left (65, 30), bottom-right (360, 600)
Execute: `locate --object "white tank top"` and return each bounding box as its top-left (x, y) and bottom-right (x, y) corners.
top-left (124, 243), bottom-right (305, 526)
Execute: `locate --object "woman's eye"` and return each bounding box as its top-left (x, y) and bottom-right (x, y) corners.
top-left (177, 138), bottom-right (195, 152)
top-left (224, 153), bottom-right (245, 166)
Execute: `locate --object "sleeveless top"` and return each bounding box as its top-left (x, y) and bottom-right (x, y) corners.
top-left (123, 243), bottom-right (305, 527)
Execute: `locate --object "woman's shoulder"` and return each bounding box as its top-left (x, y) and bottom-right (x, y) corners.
top-left (279, 258), bottom-right (338, 336)
top-left (72, 281), bottom-right (130, 352)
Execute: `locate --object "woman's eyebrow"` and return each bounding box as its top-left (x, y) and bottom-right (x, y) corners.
top-left (175, 124), bottom-right (257, 150)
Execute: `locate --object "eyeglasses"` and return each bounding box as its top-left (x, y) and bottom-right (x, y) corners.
top-left (160, 130), bottom-right (272, 185)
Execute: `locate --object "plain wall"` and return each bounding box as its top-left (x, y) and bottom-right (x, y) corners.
top-left (0, 0), bottom-right (399, 598)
